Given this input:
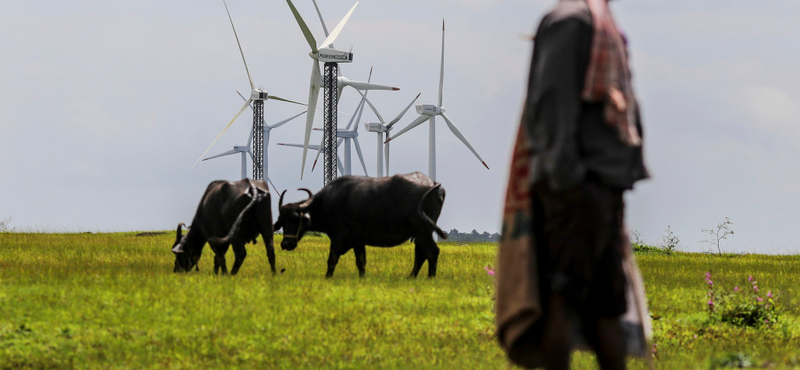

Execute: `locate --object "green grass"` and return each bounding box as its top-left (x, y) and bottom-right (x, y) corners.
top-left (1, 233), bottom-right (800, 369)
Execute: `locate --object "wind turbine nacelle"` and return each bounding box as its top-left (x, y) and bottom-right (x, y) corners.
top-left (251, 89), bottom-right (268, 101)
top-left (364, 122), bottom-right (387, 133)
top-left (416, 104), bottom-right (443, 116)
top-left (315, 49), bottom-right (354, 63)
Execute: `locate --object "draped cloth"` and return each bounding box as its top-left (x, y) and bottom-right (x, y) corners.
top-left (496, 126), bottom-right (652, 365)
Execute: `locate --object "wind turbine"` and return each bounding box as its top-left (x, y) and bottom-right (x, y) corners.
top-left (307, 67), bottom-right (375, 176)
top-left (385, 20), bottom-right (490, 181)
top-left (285, 0), bottom-right (398, 183)
top-left (361, 91), bottom-right (421, 177)
top-left (203, 106), bottom-right (305, 192)
top-left (192, 0), bottom-right (304, 179)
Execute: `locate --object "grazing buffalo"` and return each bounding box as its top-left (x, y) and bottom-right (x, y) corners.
top-left (274, 172), bottom-right (447, 278)
top-left (172, 179), bottom-right (276, 275)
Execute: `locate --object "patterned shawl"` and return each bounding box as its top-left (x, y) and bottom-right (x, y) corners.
top-left (582, 0), bottom-right (641, 147)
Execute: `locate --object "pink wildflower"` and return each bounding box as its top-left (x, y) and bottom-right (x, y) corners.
top-left (767, 291), bottom-right (773, 298)
top-left (748, 275), bottom-right (753, 282)
top-left (707, 280), bottom-right (713, 286)
top-left (756, 297), bottom-right (763, 302)
top-left (707, 300), bottom-right (714, 306)
top-left (705, 272), bottom-right (711, 278)
top-left (753, 285), bottom-right (759, 292)
top-left (734, 286), bottom-right (739, 292)
top-left (484, 266), bottom-right (496, 277)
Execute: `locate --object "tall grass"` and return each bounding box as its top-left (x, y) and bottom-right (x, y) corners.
top-left (1, 233), bottom-right (799, 369)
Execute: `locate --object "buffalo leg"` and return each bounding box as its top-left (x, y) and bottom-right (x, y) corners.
top-left (353, 244), bottom-right (367, 278)
top-left (263, 234), bottom-right (277, 274)
top-left (230, 242), bottom-right (247, 275)
top-left (211, 243), bottom-right (230, 275)
top-left (326, 250), bottom-right (342, 278)
top-left (410, 245), bottom-right (426, 278)
top-left (414, 233), bottom-right (440, 278)
top-left (326, 237), bottom-right (349, 278)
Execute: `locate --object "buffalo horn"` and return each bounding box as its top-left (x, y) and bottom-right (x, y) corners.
top-left (174, 222), bottom-right (185, 246)
top-left (278, 190), bottom-right (287, 208)
top-left (298, 188), bottom-right (313, 206)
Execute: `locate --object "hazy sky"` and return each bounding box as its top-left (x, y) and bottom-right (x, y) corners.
top-left (1, 1), bottom-right (799, 254)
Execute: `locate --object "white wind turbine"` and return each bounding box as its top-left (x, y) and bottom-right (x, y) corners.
top-left (361, 91), bottom-right (421, 177)
top-left (191, 0), bottom-right (304, 177)
top-left (285, 0), bottom-right (399, 180)
top-left (203, 106), bottom-right (305, 192)
top-left (385, 20), bottom-right (490, 181)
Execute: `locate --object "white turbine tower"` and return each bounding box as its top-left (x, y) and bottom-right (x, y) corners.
top-left (361, 91), bottom-right (421, 177)
top-left (203, 107), bottom-right (305, 192)
top-left (285, 0), bottom-right (399, 181)
top-left (192, 0), bottom-right (304, 177)
top-left (385, 20), bottom-right (490, 181)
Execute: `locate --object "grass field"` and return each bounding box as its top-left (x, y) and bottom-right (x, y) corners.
top-left (2, 232), bottom-right (800, 369)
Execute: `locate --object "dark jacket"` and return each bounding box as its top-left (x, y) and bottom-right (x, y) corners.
top-left (522, 0), bottom-right (648, 191)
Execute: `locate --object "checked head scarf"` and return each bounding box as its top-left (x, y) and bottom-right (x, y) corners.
top-left (582, 0), bottom-right (641, 147)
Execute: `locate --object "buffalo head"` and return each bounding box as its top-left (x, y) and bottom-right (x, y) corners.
top-left (171, 223), bottom-right (199, 273)
top-left (274, 188), bottom-right (313, 251)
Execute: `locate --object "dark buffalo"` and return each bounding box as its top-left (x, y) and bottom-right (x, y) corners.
top-left (274, 172), bottom-right (447, 278)
top-left (172, 179), bottom-right (276, 275)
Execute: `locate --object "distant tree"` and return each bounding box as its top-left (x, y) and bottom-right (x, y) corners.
top-left (702, 217), bottom-right (734, 255)
top-left (0, 217), bottom-right (13, 233)
top-left (661, 225), bottom-right (680, 255)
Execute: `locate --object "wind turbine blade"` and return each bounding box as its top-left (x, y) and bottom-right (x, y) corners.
top-left (223, 0), bottom-right (254, 91)
top-left (354, 89), bottom-right (385, 124)
top-left (267, 177), bottom-right (281, 195)
top-left (300, 62), bottom-right (322, 179)
top-left (353, 138), bottom-right (368, 176)
top-left (270, 111), bottom-right (307, 129)
top-left (337, 155), bottom-right (345, 176)
top-left (191, 98), bottom-right (252, 171)
top-left (311, 136), bottom-right (324, 172)
top-left (385, 115), bottom-right (429, 143)
top-left (247, 126), bottom-right (254, 146)
top-left (236, 90), bottom-right (254, 109)
top-left (351, 67), bottom-right (372, 132)
top-left (438, 19), bottom-right (445, 106)
top-left (384, 141), bottom-right (390, 176)
top-left (345, 80), bottom-right (399, 92)
top-left (388, 92), bottom-right (421, 129)
top-left (319, 2), bottom-right (358, 49)
top-left (203, 148), bottom-right (240, 161)
top-left (343, 98), bottom-right (365, 131)
top-left (269, 95), bottom-right (307, 106)
top-left (279, 142), bottom-right (321, 150)
top-left (311, 0), bottom-right (330, 38)
top-left (286, 0), bottom-right (318, 53)
top-left (441, 112), bottom-right (489, 170)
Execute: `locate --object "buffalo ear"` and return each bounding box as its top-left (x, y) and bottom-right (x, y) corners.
top-left (172, 243), bottom-right (184, 254)
top-left (302, 213), bottom-right (311, 227)
top-left (273, 219), bottom-right (283, 232)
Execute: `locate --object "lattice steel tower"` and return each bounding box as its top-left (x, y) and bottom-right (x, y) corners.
top-left (323, 62), bottom-right (339, 185)
top-left (251, 98), bottom-right (265, 180)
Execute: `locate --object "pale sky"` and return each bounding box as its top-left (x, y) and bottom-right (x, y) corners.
top-left (1, 1), bottom-right (799, 254)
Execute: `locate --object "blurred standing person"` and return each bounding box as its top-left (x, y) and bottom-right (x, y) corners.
top-left (495, 0), bottom-right (651, 369)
